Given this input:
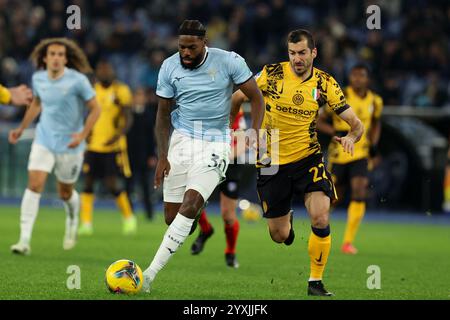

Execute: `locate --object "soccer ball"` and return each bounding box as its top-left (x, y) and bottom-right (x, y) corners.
top-left (105, 259), bottom-right (143, 294)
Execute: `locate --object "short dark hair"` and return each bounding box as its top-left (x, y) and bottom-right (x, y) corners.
top-left (350, 63), bottom-right (371, 75)
top-left (178, 20), bottom-right (206, 38)
top-left (287, 29), bottom-right (315, 50)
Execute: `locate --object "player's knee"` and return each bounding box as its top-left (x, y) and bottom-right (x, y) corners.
top-left (27, 183), bottom-right (43, 194)
top-left (310, 214), bottom-right (329, 229)
top-left (179, 202), bottom-right (200, 219)
top-left (351, 179), bottom-right (368, 200)
top-left (351, 189), bottom-right (367, 201)
top-left (110, 188), bottom-right (121, 198)
top-left (269, 228), bottom-right (289, 243)
top-left (27, 177), bottom-right (46, 193)
top-left (59, 189), bottom-right (72, 201)
top-left (223, 216), bottom-right (236, 225)
top-left (221, 209), bottom-right (236, 224)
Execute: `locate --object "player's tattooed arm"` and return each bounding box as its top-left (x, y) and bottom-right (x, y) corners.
top-left (154, 97), bottom-right (172, 188)
top-left (8, 96), bottom-right (42, 144)
top-left (333, 106), bottom-right (364, 156)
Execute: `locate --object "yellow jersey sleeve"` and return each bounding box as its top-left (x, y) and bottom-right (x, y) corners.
top-left (373, 94), bottom-right (383, 120)
top-left (255, 66), bottom-right (268, 92)
top-left (115, 84), bottom-right (133, 107)
top-left (325, 76), bottom-right (347, 114)
top-left (0, 84), bottom-right (11, 104)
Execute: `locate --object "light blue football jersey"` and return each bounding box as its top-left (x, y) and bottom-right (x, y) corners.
top-left (32, 67), bottom-right (95, 153)
top-left (156, 47), bottom-right (253, 142)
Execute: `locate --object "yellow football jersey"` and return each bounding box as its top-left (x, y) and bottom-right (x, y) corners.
top-left (327, 86), bottom-right (383, 164)
top-left (0, 84), bottom-right (11, 104)
top-left (87, 81), bottom-right (132, 153)
top-left (256, 63), bottom-right (348, 166)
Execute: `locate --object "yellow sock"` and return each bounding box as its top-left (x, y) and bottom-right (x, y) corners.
top-left (308, 231), bottom-right (331, 280)
top-left (116, 191), bottom-right (133, 219)
top-left (80, 193), bottom-right (95, 224)
top-left (444, 167), bottom-right (450, 202)
top-left (343, 201), bottom-right (366, 245)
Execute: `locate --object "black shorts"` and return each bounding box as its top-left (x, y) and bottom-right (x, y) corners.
top-left (82, 151), bottom-right (123, 179)
top-left (328, 158), bottom-right (368, 186)
top-left (256, 153), bottom-right (337, 218)
top-left (218, 164), bottom-right (242, 199)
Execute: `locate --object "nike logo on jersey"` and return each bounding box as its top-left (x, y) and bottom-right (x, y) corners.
top-left (166, 247), bottom-right (175, 254)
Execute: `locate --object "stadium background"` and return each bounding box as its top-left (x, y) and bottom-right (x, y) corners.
top-left (0, 0), bottom-right (449, 213)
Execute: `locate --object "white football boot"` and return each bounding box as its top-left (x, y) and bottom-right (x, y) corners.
top-left (142, 272), bottom-right (153, 293)
top-left (11, 242), bottom-right (31, 255)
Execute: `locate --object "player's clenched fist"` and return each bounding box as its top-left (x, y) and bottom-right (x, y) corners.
top-left (334, 136), bottom-right (355, 156)
top-left (154, 157), bottom-right (171, 189)
top-left (8, 127), bottom-right (24, 144)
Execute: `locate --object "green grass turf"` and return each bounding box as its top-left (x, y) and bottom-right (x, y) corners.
top-left (0, 205), bottom-right (449, 300)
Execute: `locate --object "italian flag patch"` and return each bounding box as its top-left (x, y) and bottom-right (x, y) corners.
top-left (312, 88), bottom-right (320, 100)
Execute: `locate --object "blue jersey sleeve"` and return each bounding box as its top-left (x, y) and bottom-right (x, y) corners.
top-left (77, 74), bottom-right (95, 101)
top-left (156, 60), bottom-right (175, 99)
top-left (228, 51), bottom-right (253, 85)
top-left (31, 74), bottom-right (39, 98)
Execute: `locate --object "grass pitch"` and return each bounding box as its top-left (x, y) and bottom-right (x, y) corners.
top-left (0, 205), bottom-right (449, 300)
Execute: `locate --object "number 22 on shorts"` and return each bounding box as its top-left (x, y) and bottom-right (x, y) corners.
top-left (309, 163), bottom-right (328, 182)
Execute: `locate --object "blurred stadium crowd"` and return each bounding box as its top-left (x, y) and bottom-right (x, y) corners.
top-left (0, 0), bottom-right (449, 121)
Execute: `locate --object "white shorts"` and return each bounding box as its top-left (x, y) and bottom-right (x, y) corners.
top-left (28, 143), bottom-right (84, 184)
top-left (163, 130), bottom-right (231, 203)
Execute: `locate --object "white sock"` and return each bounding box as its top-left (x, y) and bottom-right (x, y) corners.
top-left (144, 213), bottom-right (194, 281)
top-left (19, 189), bottom-right (41, 245)
top-left (63, 190), bottom-right (80, 236)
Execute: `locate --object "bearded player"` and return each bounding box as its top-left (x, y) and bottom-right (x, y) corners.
top-left (232, 29), bottom-right (364, 296)
top-left (141, 20), bottom-right (264, 292)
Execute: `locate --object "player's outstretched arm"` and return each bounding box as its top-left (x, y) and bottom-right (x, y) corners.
top-left (316, 108), bottom-right (335, 136)
top-left (8, 97), bottom-right (41, 144)
top-left (68, 97), bottom-right (101, 148)
top-left (154, 97), bottom-right (172, 189)
top-left (334, 106), bottom-right (364, 156)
